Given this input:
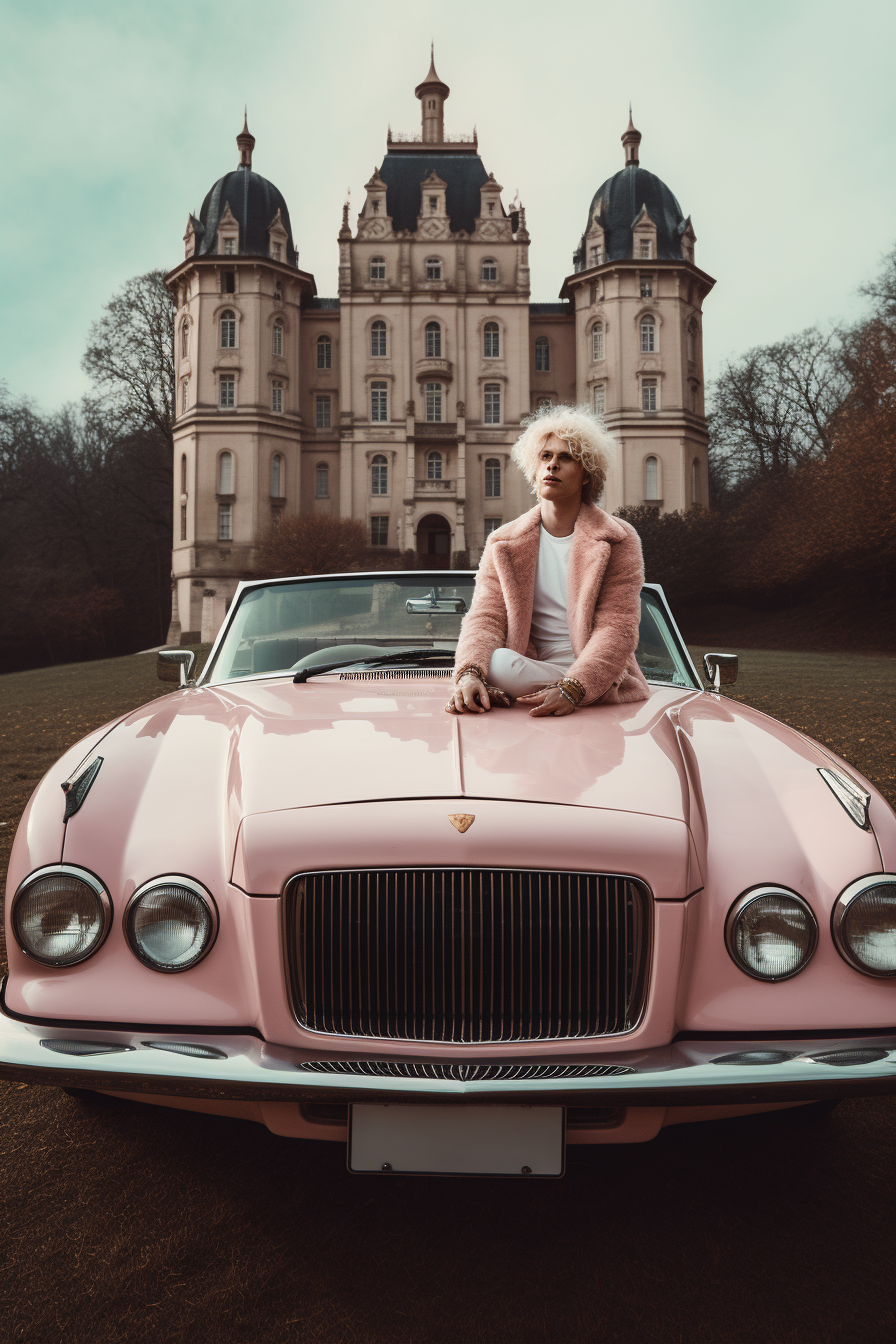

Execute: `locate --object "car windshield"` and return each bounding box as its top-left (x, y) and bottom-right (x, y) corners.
top-left (203, 573), bottom-right (697, 689)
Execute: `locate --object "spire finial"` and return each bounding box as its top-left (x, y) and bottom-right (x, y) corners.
top-left (237, 108), bottom-right (255, 168)
top-left (622, 106), bottom-right (641, 167)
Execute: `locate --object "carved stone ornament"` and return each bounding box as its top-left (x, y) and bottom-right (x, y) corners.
top-left (358, 217), bottom-right (389, 240)
top-left (448, 814), bottom-right (475, 833)
top-left (419, 217), bottom-right (450, 239)
top-left (476, 218), bottom-right (512, 241)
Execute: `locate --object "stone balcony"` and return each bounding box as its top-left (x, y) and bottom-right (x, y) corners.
top-left (415, 478), bottom-right (456, 498)
top-left (415, 357), bottom-right (453, 381)
top-left (413, 420), bottom-right (457, 440)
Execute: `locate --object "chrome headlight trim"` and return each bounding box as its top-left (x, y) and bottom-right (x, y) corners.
top-left (724, 886), bottom-right (819, 982)
top-left (11, 864), bottom-right (112, 967)
top-left (123, 875), bottom-right (219, 974)
top-left (831, 874), bottom-right (896, 978)
top-left (818, 767), bottom-right (871, 830)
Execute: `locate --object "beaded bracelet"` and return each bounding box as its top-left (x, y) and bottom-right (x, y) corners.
top-left (454, 662), bottom-right (486, 686)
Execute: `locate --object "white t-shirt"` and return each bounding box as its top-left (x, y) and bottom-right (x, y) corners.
top-left (530, 525), bottom-right (575, 663)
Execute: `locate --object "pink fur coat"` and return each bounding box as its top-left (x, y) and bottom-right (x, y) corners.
top-left (454, 503), bottom-right (650, 706)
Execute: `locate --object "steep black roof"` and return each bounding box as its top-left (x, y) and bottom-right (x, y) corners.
top-left (577, 165), bottom-right (687, 265)
top-left (197, 166), bottom-right (296, 263)
top-left (378, 152), bottom-right (491, 234)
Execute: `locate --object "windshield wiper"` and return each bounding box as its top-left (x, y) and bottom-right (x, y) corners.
top-left (293, 648), bottom-right (454, 683)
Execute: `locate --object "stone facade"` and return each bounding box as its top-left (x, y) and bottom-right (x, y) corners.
top-left (165, 63), bottom-right (715, 643)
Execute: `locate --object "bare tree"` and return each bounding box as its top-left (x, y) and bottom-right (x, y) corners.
top-left (81, 269), bottom-right (176, 448)
top-left (859, 244), bottom-right (896, 326)
top-left (709, 327), bottom-right (847, 482)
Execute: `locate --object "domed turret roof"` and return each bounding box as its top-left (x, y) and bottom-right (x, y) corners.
top-left (195, 116), bottom-right (297, 264)
top-left (574, 115), bottom-right (690, 267)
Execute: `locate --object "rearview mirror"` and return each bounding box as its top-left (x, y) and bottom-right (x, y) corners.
top-left (157, 649), bottom-right (196, 686)
top-left (703, 653), bottom-right (738, 691)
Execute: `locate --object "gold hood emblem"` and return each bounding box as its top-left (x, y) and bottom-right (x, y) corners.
top-left (448, 813), bottom-right (475, 833)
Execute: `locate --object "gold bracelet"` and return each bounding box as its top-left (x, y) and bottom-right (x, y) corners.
top-left (559, 676), bottom-right (586, 705)
top-left (454, 662), bottom-right (485, 686)
top-left (556, 686), bottom-right (577, 708)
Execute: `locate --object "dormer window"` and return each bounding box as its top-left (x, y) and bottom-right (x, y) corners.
top-left (370, 256), bottom-right (386, 281)
top-left (590, 246), bottom-right (602, 266)
top-left (372, 200), bottom-right (380, 213)
top-left (481, 258), bottom-right (497, 282)
top-left (425, 257), bottom-right (442, 281)
top-left (271, 243), bottom-right (282, 261)
top-left (223, 238), bottom-right (236, 255)
top-left (488, 203), bottom-right (495, 215)
top-left (639, 240), bottom-right (652, 259)
top-left (429, 196), bottom-right (438, 212)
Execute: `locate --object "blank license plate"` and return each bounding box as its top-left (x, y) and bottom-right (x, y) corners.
top-left (348, 1104), bottom-right (564, 1176)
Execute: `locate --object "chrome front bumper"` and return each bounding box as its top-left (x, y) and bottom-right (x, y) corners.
top-left (2, 1004), bottom-right (896, 1107)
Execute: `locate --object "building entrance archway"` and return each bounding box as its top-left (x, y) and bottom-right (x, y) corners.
top-left (415, 513), bottom-right (452, 569)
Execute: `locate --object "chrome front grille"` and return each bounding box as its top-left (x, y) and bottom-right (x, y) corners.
top-left (285, 869), bottom-right (651, 1043)
top-left (297, 1061), bottom-right (633, 1080)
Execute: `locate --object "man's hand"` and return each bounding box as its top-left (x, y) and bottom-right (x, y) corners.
top-left (446, 673), bottom-right (491, 713)
top-left (517, 684), bottom-right (576, 717)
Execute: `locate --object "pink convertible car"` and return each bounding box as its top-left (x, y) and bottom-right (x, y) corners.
top-left (3, 572), bottom-right (896, 1176)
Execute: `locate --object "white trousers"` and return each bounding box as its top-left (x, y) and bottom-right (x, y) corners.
top-left (487, 647), bottom-right (575, 698)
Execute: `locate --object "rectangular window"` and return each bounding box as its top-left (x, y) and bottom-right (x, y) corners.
top-left (223, 238), bottom-right (236, 255)
top-left (592, 326), bottom-right (604, 361)
top-left (272, 323), bottom-right (283, 356)
top-left (371, 459), bottom-right (388, 495)
top-left (429, 196), bottom-right (438, 212)
top-left (642, 379), bottom-right (657, 412)
top-left (484, 386), bottom-right (501, 424)
top-left (315, 395), bottom-right (331, 429)
top-left (592, 384), bottom-right (606, 416)
top-left (271, 381), bottom-right (283, 413)
top-left (370, 258), bottom-right (386, 280)
top-left (640, 276), bottom-right (653, 298)
top-left (181, 382), bottom-right (188, 414)
top-left (425, 258), bottom-right (442, 281)
top-left (484, 461), bottom-right (501, 497)
top-left (424, 383), bottom-right (442, 423)
top-left (590, 246), bottom-right (602, 266)
top-left (223, 270), bottom-right (236, 293)
top-left (483, 517), bottom-right (502, 539)
top-left (370, 515), bottom-right (389, 547)
top-left (180, 504), bottom-right (187, 541)
top-left (315, 464), bottom-right (329, 498)
top-left (218, 503), bottom-right (232, 541)
top-left (371, 382), bottom-right (388, 422)
top-left (639, 240), bottom-right (652, 259)
top-left (534, 339), bottom-right (549, 371)
top-left (219, 376), bottom-right (235, 408)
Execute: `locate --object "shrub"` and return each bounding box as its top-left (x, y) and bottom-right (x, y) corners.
top-left (254, 515), bottom-right (368, 578)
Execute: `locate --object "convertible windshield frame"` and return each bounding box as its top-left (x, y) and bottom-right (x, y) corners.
top-left (197, 572), bottom-right (702, 691)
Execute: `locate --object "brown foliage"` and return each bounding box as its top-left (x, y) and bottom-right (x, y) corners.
top-left (253, 513), bottom-right (369, 578)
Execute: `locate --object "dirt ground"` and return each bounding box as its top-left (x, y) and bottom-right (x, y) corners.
top-left (1, 645), bottom-right (895, 1343)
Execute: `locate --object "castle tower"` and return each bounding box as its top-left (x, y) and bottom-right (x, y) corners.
top-left (561, 113), bottom-right (714, 513)
top-left (415, 46), bottom-right (450, 145)
top-left (165, 118), bottom-right (322, 640)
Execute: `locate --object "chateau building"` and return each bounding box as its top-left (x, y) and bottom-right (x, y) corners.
top-left (165, 56), bottom-right (715, 642)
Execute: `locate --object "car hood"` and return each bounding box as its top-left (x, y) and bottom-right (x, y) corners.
top-left (60, 674), bottom-right (881, 905)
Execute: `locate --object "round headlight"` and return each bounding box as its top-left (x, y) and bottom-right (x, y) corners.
top-left (124, 877), bottom-right (217, 972)
top-left (725, 887), bottom-right (818, 981)
top-left (832, 875), bottom-right (896, 977)
top-left (12, 867), bottom-right (111, 966)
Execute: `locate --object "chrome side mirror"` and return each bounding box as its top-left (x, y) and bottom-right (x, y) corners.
top-left (157, 649), bottom-right (196, 686)
top-left (703, 652), bottom-right (738, 691)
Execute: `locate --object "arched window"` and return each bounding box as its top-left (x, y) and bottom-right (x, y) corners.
top-left (270, 454), bottom-right (283, 498)
top-left (691, 458), bottom-right (700, 505)
top-left (181, 322), bottom-right (188, 359)
top-left (180, 381), bottom-right (188, 415)
top-left (371, 320), bottom-right (387, 357)
top-left (485, 458), bottom-right (501, 498)
top-left (220, 310), bottom-right (236, 348)
top-left (425, 257), bottom-right (442, 281)
top-left (272, 321), bottom-right (283, 357)
top-left (424, 382), bottom-right (443, 423)
top-left (645, 456), bottom-right (659, 501)
top-left (180, 454), bottom-right (187, 494)
top-left (640, 316), bottom-right (656, 353)
top-left (484, 384), bottom-right (501, 424)
top-left (371, 454), bottom-right (388, 495)
top-left (591, 322), bottom-right (604, 362)
top-left (484, 322), bottom-right (500, 359)
top-left (592, 384), bottom-right (606, 417)
top-left (425, 321), bottom-right (441, 358)
top-left (317, 334), bottom-right (332, 369)
top-left (371, 381), bottom-right (388, 421)
top-left (316, 462), bottom-right (329, 498)
top-left (427, 451), bottom-right (443, 480)
top-left (370, 256), bottom-right (386, 281)
top-left (534, 336), bottom-right (550, 371)
top-left (481, 258), bottom-right (497, 282)
top-left (218, 451), bottom-right (234, 495)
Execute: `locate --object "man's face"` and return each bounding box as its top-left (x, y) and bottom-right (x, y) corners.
top-left (536, 434), bottom-right (585, 503)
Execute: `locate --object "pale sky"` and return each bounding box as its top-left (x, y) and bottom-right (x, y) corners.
top-left (2, 0), bottom-right (894, 410)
